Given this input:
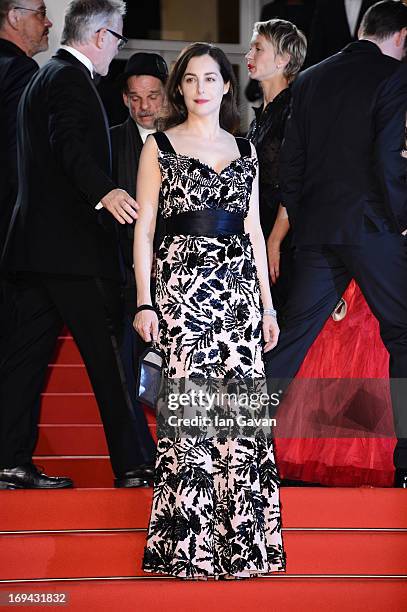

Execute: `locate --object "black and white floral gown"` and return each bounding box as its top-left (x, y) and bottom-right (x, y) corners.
top-left (142, 132), bottom-right (285, 578)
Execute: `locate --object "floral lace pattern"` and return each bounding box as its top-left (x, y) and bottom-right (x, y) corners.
top-left (142, 133), bottom-right (286, 578)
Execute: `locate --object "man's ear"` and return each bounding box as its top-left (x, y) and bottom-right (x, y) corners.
top-left (95, 28), bottom-right (106, 50)
top-left (122, 91), bottom-right (129, 108)
top-left (395, 27), bottom-right (407, 48)
top-left (7, 7), bottom-right (20, 30)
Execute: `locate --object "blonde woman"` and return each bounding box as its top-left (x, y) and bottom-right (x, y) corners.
top-left (246, 19), bottom-right (307, 316)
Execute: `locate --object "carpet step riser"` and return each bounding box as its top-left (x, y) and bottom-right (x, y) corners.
top-left (1, 489), bottom-right (405, 532)
top-left (53, 338), bottom-right (83, 365)
top-left (0, 532), bottom-right (406, 581)
top-left (45, 366), bottom-right (91, 393)
top-left (30, 458), bottom-right (114, 488)
top-left (0, 581), bottom-right (406, 612)
top-left (35, 425), bottom-right (156, 456)
top-left (39, 396), bottom-right (156, 425)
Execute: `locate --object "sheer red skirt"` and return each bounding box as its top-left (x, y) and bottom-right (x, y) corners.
top-left (274, 280), bottom-right (395, 487)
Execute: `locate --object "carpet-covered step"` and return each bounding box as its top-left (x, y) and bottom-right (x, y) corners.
top-left (44, 365), bottom-right (92, 393)
top-left (0, 530), bottom-right (406, 581)
top-left (35, 425), bottom-right (106, 455)
top-left (52, 337), bottom-right (83, 365)
top-left (39, 394), bottom-right (156, 425)
top-left (39, 393), bottom-right (99, 424)
top-left (0, 489), bottom-right (152, 531)
top-left (35, 424), bottom-right (156, 456)
top-left (1, 489), bottom-right (406, 532)
top-left (1, 579), bottom-right (406, 612)
top-left (30, 457), bottom-right (114, 488)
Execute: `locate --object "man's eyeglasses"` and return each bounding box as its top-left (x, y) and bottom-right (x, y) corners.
top-left (12, 5), bottom-right (47, 19)
top-left (97, 28), bottom-right (128, 50)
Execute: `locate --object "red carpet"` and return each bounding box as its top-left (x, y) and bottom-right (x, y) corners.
top-left (0, 334), bottom-right (405, 611)
top-left (0, 579), bottom-right (407, 612)
top-left (1, 580), bottom-right (406, 612)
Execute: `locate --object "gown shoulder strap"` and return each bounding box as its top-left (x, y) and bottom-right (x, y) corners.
top-left (151, 131), bottom-right (176, 154)
top-left (235, 136), bottom-right (252, 158)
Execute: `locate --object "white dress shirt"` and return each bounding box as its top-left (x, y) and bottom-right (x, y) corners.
top-left (136, 124), bottom-right (156, 144)
top-left (59, 45), bottom-right (95, 78)
top-left (345, 0), bottom-right (363, 37)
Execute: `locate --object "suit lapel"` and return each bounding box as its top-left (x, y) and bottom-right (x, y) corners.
top-left (90, 80), bottom-right (112, 173)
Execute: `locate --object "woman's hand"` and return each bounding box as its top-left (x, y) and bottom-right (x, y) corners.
top-left (133, 310), bottom-right (159, 342)
top-left (263, 314), bottom-right (280, 353)
top-left (267, 239), bottom-right (281, 285)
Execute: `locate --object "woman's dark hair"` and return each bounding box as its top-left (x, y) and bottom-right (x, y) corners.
top-left (359, 0), bottom-right (407, 40)
top-left (158, 42), bottom-right (239, 133)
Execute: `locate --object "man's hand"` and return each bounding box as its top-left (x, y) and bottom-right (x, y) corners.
top-left (267, 240), bottom-right (281, 285)
top-left (101, 189), bottom-right (139, 224)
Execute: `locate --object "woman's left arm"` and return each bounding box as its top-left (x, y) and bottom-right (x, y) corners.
top-left (244, 143), bottom-right (279, 352)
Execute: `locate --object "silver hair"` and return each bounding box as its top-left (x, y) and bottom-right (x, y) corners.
top-left (61, 0), bottom-right (126, 45)
top-left (253, 18), bottom-right (307, 83)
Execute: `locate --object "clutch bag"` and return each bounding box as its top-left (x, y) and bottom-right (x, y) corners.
top-left (136, 343), bottom-right (164, 408)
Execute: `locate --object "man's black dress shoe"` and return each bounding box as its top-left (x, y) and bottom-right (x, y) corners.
top-left (394, 469), bottom-right (407, 488)
top-left (138, 463), bottom-right (155, 479)
top-left (114, 464), bottom-right (155, 489)
top-left (0, 464), bottom-right (73, 489)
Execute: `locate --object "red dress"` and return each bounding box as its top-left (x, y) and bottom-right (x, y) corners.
top-left (274, 280), bottom-right (396, 487)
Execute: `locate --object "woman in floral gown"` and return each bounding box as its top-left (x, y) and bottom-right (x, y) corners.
top-left (133, 43), bottom-right (285, 579)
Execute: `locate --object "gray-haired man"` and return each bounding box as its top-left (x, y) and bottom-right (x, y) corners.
top-left (0, 0), bottom-right (53, 248)
top-left (0, 0), bottom-right (150, 489)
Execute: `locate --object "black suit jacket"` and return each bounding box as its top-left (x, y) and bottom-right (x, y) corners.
top-left (306, 0), bottom-right (377, 66)
top-left (110, 117), bottom-right (143, 200)
top-left (110, 117), bottom-right (143, 311)
top-left (2, 49), bottom-right (121, 280)
top-left (110, 119), bottom-right (164, 313)
top-left (280, 40), bottom-right (407, 245)
top-left (0, 38), bottom-right (38, 249)
top-left (261, 0), bottom-right (316, 38)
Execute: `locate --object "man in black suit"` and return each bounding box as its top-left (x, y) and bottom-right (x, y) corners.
top-left (110, 53), bottom-right (168, 471)
top-left (266, 1), bottom-right (407, 487)
top-left (306, 0), bottom-right (377, 66)
top-left (260, 0), bottom-right (316, 39)
top-left (0, 0), bottom-right (52, 257)
top-left (0, 0), bottom-right (153, 489)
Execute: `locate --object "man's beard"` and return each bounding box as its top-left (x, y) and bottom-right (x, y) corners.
top-left (137, 113), bottom-right (156, 128)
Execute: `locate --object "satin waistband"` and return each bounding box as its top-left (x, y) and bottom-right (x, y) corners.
top-left (165, 210), bottom-right (245, 237)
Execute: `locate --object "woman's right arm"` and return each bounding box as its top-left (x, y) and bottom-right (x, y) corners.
top-left (133, 135), bottom-right (161, 342)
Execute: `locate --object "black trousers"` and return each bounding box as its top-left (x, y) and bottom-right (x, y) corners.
top-left (0, 273), bottom-right (150, 476)
top-left (119, 313), bottom-right (156, 465)
top-left (265, 227), bottom-right (407, 469)
top-left (270, 246), bottom-right (294, 326)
